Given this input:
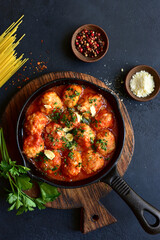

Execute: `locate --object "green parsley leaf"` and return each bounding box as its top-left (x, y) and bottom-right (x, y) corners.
top-left (16, 175), bottom-right (33, 190)
top-left (39, 182), bottom-right (60, 203)
top-left (0, 128), bottom-right (61, 215)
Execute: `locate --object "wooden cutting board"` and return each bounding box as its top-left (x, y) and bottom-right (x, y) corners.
top-left (2, 71), bottom-right (134, 233)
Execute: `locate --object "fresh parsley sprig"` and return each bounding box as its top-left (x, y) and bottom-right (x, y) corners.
top-left (0, 128), bottom-right (60, 215)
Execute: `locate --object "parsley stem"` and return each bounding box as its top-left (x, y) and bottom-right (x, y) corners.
top-left (0, 128), bottom-right (60, 214)
top-left (8, 175), bottom-right (15, 193)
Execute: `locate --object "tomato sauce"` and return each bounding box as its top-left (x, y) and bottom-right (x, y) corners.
top-left (24, 84), bottom-right (118, 182)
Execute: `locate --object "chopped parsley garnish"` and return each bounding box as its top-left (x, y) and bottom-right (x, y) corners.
top-left (79, 128), bottom-right (85, 133)
top-left (68, 152), bottom-right (74, 159)
top-left (91, 144), bottom-right (96, 151)
top-left (90, 137), bottom-right (94, 144)
top-left (75, 90), bottom-right (80, 96)
top-left (61, 111), bottom-right (76, 128)
top-left (48, 134), bottom-right (54, 142)
top-left (69, 94), bottom-right (76, 99)
top-left (93, 119), bottom-right (98, 127)
top-left (49, 111), bottom-right (61, 123)
top-left (67, 87), bottom-right (73, 91)
top-left (70, 113), bottom-right (76, 123)
top-left (55, 127), bottom-right (63, 133)
top-left (96, 139), bottom-right (108, 151)
top-left (61, 136), bottom-right (77, 149)
top-left (52, 166), bottom-right (59, 171)
top-left (61, 114), bottom-right (71, 127)
top-left (89, 98), bottom-right (97, 104)
top-left (78, 162), bottom-right (82, 167)
top-left (72, 128), bottom-right (78, 136)
top-left (89, 99), bottom-right (94, 104)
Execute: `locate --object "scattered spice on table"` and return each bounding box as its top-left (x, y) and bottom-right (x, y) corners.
top-left (4, 38), bottom-right (49, 90)
top-left (6, 59), bottom-right (48, 90)
top-left (75, 29), bottom-right (105, 58)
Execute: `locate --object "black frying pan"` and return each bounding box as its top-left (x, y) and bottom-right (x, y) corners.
top-left (16, 78), bottom-right (160, 234)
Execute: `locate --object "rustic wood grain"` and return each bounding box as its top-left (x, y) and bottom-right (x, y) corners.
top-left (2, 71), bottom-right (134, 233)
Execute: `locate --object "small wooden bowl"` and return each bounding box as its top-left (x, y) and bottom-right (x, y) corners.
top-left (71, 24), bottom-right (109, 63)
top-left (125, 65), bottom-right (160, 102)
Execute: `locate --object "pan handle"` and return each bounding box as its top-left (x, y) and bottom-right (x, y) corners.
top-left (102, 167), bottom-right (160, 234)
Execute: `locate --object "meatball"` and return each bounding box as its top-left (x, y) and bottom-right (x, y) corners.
top-left (62, 85), bottom-right (83, 108)
top-left (95, 129), bottom-right (116, 157)
top-left (62, 150), bottom-right (82, 177)
top-left (23, 134), bottom-right (44, 158)
top-left (40, 150), bottom-right (61, 175)
top-left (75, 123), bottom-right (95, 148)
top-left (77, 93), bottom-right (103, 119)
top-left (39, 91), bottom-right (63, 115)
top-left (44, 122), bottom-right (65, 150)
top-left (60, 110), bottom-right (80, 128)
top-left (24, 111), bottom-right (49, 135)
top-left (91, 108), bottom-right (113, 131)
top-left (82, 149), bottom-right (104, 174)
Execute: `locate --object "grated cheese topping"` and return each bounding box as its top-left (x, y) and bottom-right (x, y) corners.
top-left (130, 70), bottom-right (155, 97)
top-left (90, 105), bottom-right (96, 117)
top-left (44, 150), bottom-right (55, 160)
top-left (65, 133), bottom-right (73, 142)
top-left (63, 127), bottom-right (73, 132)
top-left (44, 104), bottom-right (52, 109)
top-left (75, 112), bottom-right (82, 122)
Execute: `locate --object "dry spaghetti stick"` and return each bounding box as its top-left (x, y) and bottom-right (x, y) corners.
top-left (0, 58), bottom-right (28, 87)
top-left (0, 15), bottom-right (24, 39)
top-left (0, 15), bottom-right (28, 88)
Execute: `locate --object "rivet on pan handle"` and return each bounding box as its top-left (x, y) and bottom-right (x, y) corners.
top-left (102, 166), bottom-right (160, 234)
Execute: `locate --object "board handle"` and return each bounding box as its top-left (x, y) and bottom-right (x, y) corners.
top-left (80, 200), bottom-right (116, 234)
top-left (102, 167), bottom-right (160, 234)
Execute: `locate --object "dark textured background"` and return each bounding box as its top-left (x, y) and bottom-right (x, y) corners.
top-left (0, 0), bottom-right (160, 239)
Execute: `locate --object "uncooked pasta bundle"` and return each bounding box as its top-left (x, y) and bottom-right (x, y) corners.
top-left (0, 15), bottom-right (28, 88)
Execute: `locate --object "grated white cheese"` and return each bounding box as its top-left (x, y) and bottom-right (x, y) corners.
top-left (90, 105), bottom-right (96, 117)
top-left (44, 150), bottom-right (55, 160)
top-left (63, 127), bottom-right (73, 132)
top-left (44, 104), bottom-right (52, 109)
top-left (65, 133), bottom-right (73, 142)
top-left (75, 112), bottom-right (82, 122)
top-left (130, 70), bottom-right (155, 97)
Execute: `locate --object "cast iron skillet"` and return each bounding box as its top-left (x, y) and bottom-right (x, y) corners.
top-left (16, 78), bottom-right (160, 234)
